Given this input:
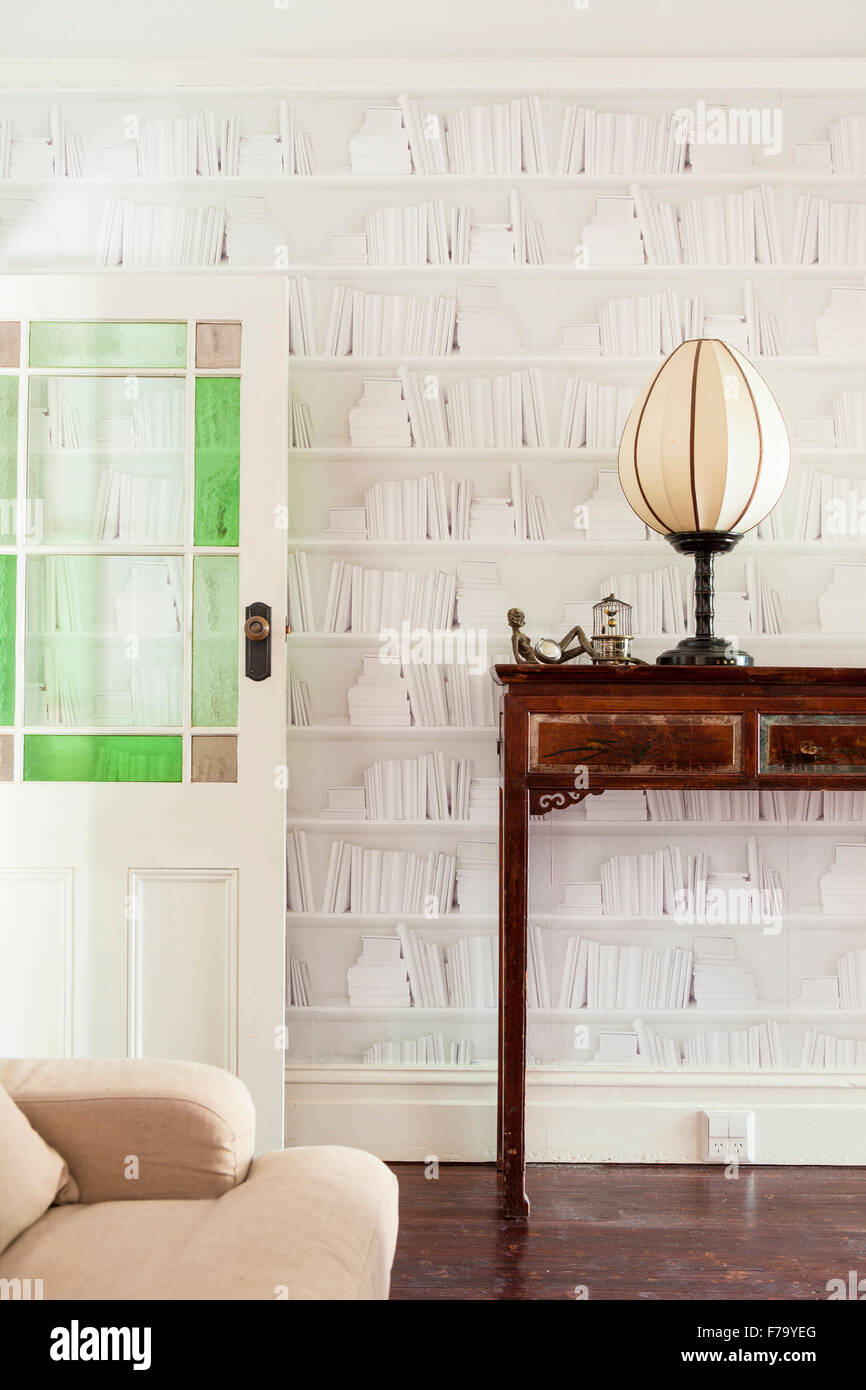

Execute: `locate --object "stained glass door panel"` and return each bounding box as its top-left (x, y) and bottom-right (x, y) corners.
top-left (0, 278), bottom-right (287, 1149)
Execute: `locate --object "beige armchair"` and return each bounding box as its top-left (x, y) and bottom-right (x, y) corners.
top-left (0, 1058), bottom-right (398, 1300)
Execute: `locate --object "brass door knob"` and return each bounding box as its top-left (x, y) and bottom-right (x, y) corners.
top-left (244, 615), bottom-right (270, 642)
top-left (799, 741), bottom-right (819, 759)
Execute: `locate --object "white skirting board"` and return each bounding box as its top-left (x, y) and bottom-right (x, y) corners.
top-left (285, 1068), bottom-right (866, 1163)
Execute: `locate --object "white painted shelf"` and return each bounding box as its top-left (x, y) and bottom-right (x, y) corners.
top-left (286, 724), bottom-right (496, 740)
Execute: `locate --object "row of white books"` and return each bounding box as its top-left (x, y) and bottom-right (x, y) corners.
top-left (0, 108), bottom-right (83, 179)
top-left (801, 1031), bottom-right (866, 1067)
top-left (403, 661), bottom-right (498, 729)
top-left (820, 843), bottom-right (866, 914)
top-left (321, 842), bottom-right (457, 915)
top-left (322, 563), bottom-right (457, 633)
top-left (324, 196), bottom-right (544, 268)
top-left (287, 277), bottom-right (316, 355)
top-left (597, 566), bottom-right (687, 636)
top-left (360, 474), bottom-right (453, 541)
top-left (348, 934), bottom-right (411, 1008)
top-left (101, 103), bottom-right (313, 177)
top-left (287, 954), bottom-right (312, 1007)
top-left (26, 658), bottom-right (178, 728)
top-left (396, 924), bottom-right (498, 1008)
top-left (453, 194), bottom-right (547, 266)
top-left (325, 287), bottom-right (457, 357)
top-left (557, 107), bottom-right (690, 176)
top-left (793, 468), bottom-right (866, 540)
top-left (30, 384), bottom-right (183, 452)
top-left (598, 841), bottom-right (783, 923)
top-left (352, 463), bottom-right (544, 541)
top-left (399, 366), bottom-right (549, 449)
top-left (27, 557), bottom-right (190, 635)
top-left (273, 196), bottom-right (866, 271)
top-left (289, 394), bottom-right (313, 448)
top-left (818, 565), bottom-right (866, 635)
top-left (289, 284), bottom-right (788, 364)
top-left (362, 1035), bottom-right (474, 1065)
top-left (557, 936), bottom-right (694, 1010)
top-left (92, 471), bottom-right (184, 543)
top-left (333, 753), bottom-right (476, 822)
top-left (97, 199), bottom-right (225, 268)
top-left (598, 559), bottom-right (784, 635)
top-left (345, 656), bottom-right (498, 730)
top-left (631, 183), bottom-right (782, 265)
top-left (287, 551), bottom-right (315, 633)
top-left (792, 196), bottom-right (866, 265)
top-left (288, 672), bottom-right (312, 727)
top-left (631, 1018), bottom-right (782, 1068)
top-left (286, 829), bottom-right (315, 912)
top-left (389, 96), bottom-right (548, 176)
top-left (559, 381), bottom-right (639, 450)
top-left (593, 283), bottom-right (778, 358)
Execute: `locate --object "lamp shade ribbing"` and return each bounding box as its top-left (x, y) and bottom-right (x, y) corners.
top-left (617, 338), bottom-right (790, 536)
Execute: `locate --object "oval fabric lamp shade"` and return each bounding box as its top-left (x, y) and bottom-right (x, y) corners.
top-left (618, 338), bottom-right (790, 537)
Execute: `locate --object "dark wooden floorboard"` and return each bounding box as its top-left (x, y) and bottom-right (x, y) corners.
top-left (388, 1162), bottom-right (866, 1300)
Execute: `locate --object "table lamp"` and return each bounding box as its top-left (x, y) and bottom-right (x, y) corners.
top-left (617, 338), bottom-right (790, 666)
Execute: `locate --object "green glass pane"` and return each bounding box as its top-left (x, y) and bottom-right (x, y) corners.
top-left (192, 556), bottom-right (238, 727)
top-left (29, 322), bottom-right (187, 370)
top-left (194, 377), bottom-right (239, 546)
top-left (0, 555), bottom-right (16, 725)
top-left (0, 376), bottom-right (17, 543)
top-left (23, 734), bottom-right (182, 782)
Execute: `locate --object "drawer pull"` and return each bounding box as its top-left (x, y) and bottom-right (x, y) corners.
top-left (799, 741), bottom-right (819, 759)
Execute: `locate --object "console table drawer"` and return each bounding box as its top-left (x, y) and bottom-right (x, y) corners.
top-left (530, 712), bottom-right (744, 776)
top-left (759, 714), bottom-right (866, 774)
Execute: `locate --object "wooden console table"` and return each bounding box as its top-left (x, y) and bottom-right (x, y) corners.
top-left (492, 664), bottom-right (866, 1218)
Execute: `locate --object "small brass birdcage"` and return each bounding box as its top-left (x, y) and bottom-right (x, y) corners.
top-left (589, 593), bottom-right (635, 662)
top-left (507, 593), bottom-right (643, 666)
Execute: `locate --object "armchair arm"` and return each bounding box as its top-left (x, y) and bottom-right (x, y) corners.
top-left (0, 1058), bottom-right (255, 1203)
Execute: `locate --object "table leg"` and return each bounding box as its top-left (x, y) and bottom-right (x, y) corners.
top-left (500, 702), bottom-right (530, 1219)
top-left (497, 782), bottom-right (504, 1172)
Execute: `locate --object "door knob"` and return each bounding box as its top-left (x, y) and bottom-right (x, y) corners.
top-left (244, 603), bottom-right (272, 681)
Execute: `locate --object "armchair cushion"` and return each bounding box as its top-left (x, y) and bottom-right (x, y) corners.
top-left (0, 1058), bottom-right (255, 1203)
top-left (0, 1147), bottom-right (399, 1300)
top-left (0, 1084), bottom-right (78, 1255)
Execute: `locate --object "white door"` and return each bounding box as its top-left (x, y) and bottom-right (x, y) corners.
top-left (0, 275), bottom-right (288, 1149)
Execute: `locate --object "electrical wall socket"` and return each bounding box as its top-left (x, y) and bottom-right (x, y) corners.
top-left (702, 1111), bottom-right (754, 1162)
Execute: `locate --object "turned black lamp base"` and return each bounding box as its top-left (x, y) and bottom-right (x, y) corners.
top-left (656, 530), bottom-right (753, 667)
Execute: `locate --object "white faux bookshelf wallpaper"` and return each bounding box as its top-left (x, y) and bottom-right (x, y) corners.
top-left (6, 77), bottom-right (866, 1083)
